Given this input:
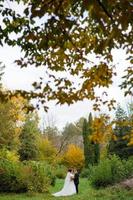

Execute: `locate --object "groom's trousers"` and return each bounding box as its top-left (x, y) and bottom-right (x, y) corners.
top-left (75, 183), bottom-right (79, 194)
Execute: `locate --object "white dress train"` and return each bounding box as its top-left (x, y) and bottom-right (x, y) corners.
top-left (52, 172), bottom-right (76, 197)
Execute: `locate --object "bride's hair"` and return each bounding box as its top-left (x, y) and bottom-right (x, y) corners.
top-left (68, 169), bottom-right (72, 172)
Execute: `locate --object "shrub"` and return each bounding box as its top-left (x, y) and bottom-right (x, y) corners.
top-left (0, 160), bottom-right (26, 192)
top-left (0, 148), bottom-right (19, 162)
top-left (91, 159), bottom-right (112, 187)
top-left (80, 167), bottom-right (93, 178)
top-left (37, 138), bottom-right (57, 163)
top-left (0, 160), bottom-right (55, 193)
top-left (90, 155), bottom-right (128, 188)
top-left (23, 161), bottom-right (56, 193)
top-left (54, 165), bottom-right (67, 179)
top-left (122, 156), bottom-right (133, 178)
top-left (109, 155), bottom-right (125, 183)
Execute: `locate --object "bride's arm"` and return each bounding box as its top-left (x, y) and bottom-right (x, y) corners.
top-left (70, 174), bottom-right (74, 181)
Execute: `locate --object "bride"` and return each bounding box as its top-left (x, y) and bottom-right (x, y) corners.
top-left (52, 169), bottom-right (76, 197)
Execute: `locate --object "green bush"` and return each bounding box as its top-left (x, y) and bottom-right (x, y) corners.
top-left (122, 156), bottom-right (133, 178)
top-left (0, 160), bottom-right (26, 192)
top-left (80, 167), bottom-right (92, 178)
top-left (0, 160), bottom-right (55, 193)
top-left (0, 148), bottom-right (19, 162)
top-left (110, 155), bottom-right (125, 183)
top-left (90, 155), bottom-right (131, 188)
top-left (54, 165), bottom-right (67, 179)
top-left (22, 161), bottom-right (56, 193)
top-left (91, 159), bottom-right (112, 187)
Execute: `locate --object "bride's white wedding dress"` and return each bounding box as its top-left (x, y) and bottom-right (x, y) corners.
top-left (52, 172), bottom-right (76, 197)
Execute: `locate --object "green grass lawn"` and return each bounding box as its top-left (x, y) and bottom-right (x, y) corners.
top-left (0, 179), bottom-right (133, 200)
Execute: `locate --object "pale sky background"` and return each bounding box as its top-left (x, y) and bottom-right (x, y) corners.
top-left (0, 44), bottom-right (132, 130)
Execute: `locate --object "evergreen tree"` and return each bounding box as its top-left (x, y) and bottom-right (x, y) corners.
top-left (94, 143), bottom-right (100, 164)
top-left (109, 105), bottom-right (133, 159)
top-left (127, 102), bottom-right (133, 146)
top-left (82, 113), bottom-right (94, 167)
top-left (19, 112), bottom-right (40, 161)
top-left (82, 118), bottom-right (90, 167)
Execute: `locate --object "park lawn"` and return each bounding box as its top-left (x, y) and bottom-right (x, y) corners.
top-left (0, 178), bottom-right (133, 200)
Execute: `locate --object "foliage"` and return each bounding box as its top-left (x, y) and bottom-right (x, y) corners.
top-left (90, 155), bottom-right (133, 188)
top-left (82, 118), bottom-right (90, 167)
top-left (63, 144), bottom-right (84, 170)
top-left (0, 160), bottom-right (55, 193)
top-left (43, 126), bottom-right (59, 144)
top-left (109, 155), bottom-right (125, 183)
top-left (80, 167), bottom-right (93, 179)
top-left (54, 165), bottom-right (67, 179)
top-left (122, 156), bottom-right (133, 178)
top-left (61, 122), bottom-right (83, 151)
top-left (0, 148), bottom-right (19, 162)
top-left (91, 114), bottom-right (113, 160)
top-left (91, 114), bottom-right (113, 144)
top-left (0, 101), bottom-right (16, 149)
top-left (93, 143), bottom-right (100, 164)
top-left (91, 158), bottom-right (112, 187)
top-left (82, 114), bottom-right (95, 167)
top-left (0, 95), bottom-right (26, 151)
top-left (109, 105), bottom-right (133, 159)
top-left (37, 137), bottom-right (57, 163)
top-left (23, 161), bottom-right (56, 193)
top-left (0, 1), bottom-right (132, 110)
top-left (62, 122), bottom-right (81, 138)
top-left (127, 102), bottom-right (133, 146)
top-left (0, 160), bottom-right (26, 193)
top-left (19, 112), bottom-right (40, 161)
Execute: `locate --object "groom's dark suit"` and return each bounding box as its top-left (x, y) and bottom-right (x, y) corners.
top-left (74, 171), bottom-right (79, 194)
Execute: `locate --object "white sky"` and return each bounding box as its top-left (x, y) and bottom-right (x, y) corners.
top-left (0, 44), bottom-right (131, 130)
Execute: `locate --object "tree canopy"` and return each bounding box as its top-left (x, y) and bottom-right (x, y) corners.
top-left (0, 0), bottom-right (132, 110)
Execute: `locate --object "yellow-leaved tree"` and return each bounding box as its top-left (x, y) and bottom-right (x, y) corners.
top-left (90, 114), bottom-right (113, 160)
top-left (9, 95), bottom-right (27, 149)
top-left (10, 95), bottom-right (27, 122)
top-left (37, 137), bottom-right (57, 163)
top-left (63, 144), bottom-right (84, 170)
top-left (128, 130), bottom-right (133, 146)
top-left (127, 103), bottom-right (133, 146)
top-left (0, 94), bottom-right (27, 151)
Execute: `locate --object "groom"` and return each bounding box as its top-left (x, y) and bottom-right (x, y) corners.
top-left (73, 169), bottom-right (80, 194)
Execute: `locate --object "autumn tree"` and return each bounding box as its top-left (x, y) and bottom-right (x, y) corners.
top-left (0, 101), bottom-right (16, 150)
top-left (0, 1), bottom-right (132, 110)
top-left (91, 114), bottom-right (113, 160)
top-left (37, 136), bottom-right (57, 163)
top-left (0, 67), bottom-right (27, 153)
top-left (127, 102), bottom-right (133, 146)
top-left (0, 94), bottom-right (27, 151)
top-left (109, 104), bottom-right (133, 159)
top-left (63, 144), bottom-right (84, 170)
